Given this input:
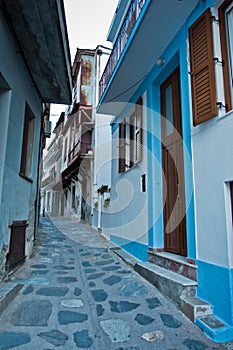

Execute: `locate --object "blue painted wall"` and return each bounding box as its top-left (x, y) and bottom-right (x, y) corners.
top-left (197, 260), bottom-right (233, 326)
top-left (99, 0), bottom-right (233, 339)
top-left (144, 27), bottom-right (195, 259)
top-left (110, 234), bottom-right (148, 261)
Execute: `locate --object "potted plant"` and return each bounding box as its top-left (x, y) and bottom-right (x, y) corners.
top-left (104, 198), bottom-right (110, 207)
top-left (97, 185), bottom-right (110, 195)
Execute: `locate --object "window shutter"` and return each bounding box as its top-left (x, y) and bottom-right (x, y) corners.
top-left (189, 8), bottom-right (217, 126)
top-left (135, 97), bottom-right (142, 163)
top-left (118, 121), bottom-right (126, 173)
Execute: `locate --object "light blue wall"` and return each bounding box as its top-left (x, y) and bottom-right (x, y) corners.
top-left (110, 235), bottom-right (148, 261)
top-left (99, 0), bottom-right (233, 338)
top-left (0, 11), bottom-right (42, 257)
top-left (197, 260), bottom-right (233, 326)
top-left (102, 123), bottom-right (148, 249)
top-left (143, 27), bottom-right (196, 259)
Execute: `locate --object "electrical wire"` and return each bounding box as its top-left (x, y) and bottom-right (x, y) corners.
top-left (107, 74), bottom-right (147, 102)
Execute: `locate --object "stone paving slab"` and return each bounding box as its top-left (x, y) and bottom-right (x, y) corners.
top-left (0, 217), bottom-right (231, 349)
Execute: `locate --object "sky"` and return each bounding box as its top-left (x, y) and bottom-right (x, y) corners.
top-left (64, 0), bottom-right (119, 61)
top-left (50, 0), bottom-right (119, 122)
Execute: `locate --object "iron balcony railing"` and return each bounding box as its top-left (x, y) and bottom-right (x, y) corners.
top-left (99, 0), bottom-right (146, 99)
top-left (68, 140), bottom-right (92, 165)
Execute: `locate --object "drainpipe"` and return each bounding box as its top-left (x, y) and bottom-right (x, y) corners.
top-left (92, 45), bottom-right (112, 222)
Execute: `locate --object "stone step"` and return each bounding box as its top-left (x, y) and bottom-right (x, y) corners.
top-left (196, 315), bottom-right (233, 342)
top-left (112, 247), bottom-right (139, 268)
top-left (148, 251), bottom-right (197, 281)
top-left (135, 262), bottom-right (197, 308)
top-left (180, 295), bottom-right (213, 322)
top-left (0, 283), bottom-right (23, 314)
top-left (112, 249), bottom-right (214, 325)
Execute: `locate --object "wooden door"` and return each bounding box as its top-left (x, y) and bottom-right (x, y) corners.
top-left (161, 67), bottom-right (187, 256)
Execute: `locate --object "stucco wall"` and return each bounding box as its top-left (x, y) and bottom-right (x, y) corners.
top-left (0, 12), bottom-right (42, 269)
top-left (192, 112), bottom-right (233, 267)
top-left (102, 95), bottom-right (148, 259)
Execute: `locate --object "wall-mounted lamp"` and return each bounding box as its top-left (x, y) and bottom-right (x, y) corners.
top-left (156, 58), bottom-right (165, 66)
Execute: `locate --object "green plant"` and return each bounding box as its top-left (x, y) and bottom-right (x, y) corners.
top-left (104, 198), bottom-right (110, 207)
top-left (97, 185), bottom-right (110, 194)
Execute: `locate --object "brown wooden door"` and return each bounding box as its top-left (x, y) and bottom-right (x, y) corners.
top-left (161, 67), bottom-right (187, 256)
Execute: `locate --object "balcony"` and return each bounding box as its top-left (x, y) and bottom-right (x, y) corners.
top-left (62, 132), bottom-right (92, 188)
top-left (41, 174), bottom-right (54, 188)
top-left (99, 0), bottom-right (146, 99)
top-left (98, 0), bottom-right (199, 110)
top-left (68, 137), bottom-right (92, 165)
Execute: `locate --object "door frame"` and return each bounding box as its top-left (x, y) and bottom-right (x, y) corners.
top-left (160, 66), bottom-right (187, 256)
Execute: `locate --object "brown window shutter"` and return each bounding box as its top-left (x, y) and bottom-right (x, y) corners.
top-left (135, 97), bottom-right (143, 163)
top-left (118, 121), bottom-right (126, 173)
top-left (219, 0), bottom-right (232, 112)
top-left (189, 8), bottom-right (217, 126)
top-left (129, 120), bottom-right (135, 168)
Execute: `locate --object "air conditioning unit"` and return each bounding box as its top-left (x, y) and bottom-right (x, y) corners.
top-left (44, 120), bottom-right (52, 138)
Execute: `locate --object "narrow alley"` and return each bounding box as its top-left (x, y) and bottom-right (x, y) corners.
top-left (0, 217), bottom-right (230, 350)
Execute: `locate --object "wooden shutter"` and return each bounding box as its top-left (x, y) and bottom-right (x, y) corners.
top-left (135, 97), bottom-right (142, 163)
top-left (118, 121), bottom-right (126, 173)
top-left (129, 117), bottom-right (135, 168)
top-left (189, 8), bottom-right (217, 126)
top-left (219, 0), bottom-right (233, 112)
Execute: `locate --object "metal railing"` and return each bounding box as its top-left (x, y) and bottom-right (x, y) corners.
top-left (68, 140), bottom-right (92, 165)
top-left (68, 141), bottom-right (80, 164)
top-left (99, 0), bottom-right (146, 99)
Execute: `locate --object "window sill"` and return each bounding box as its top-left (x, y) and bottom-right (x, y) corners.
top-left (19, 172), bottom-right (33, 183)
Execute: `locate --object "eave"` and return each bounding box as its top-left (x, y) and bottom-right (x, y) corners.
top-left (0, 0), bottom-right (72, 104)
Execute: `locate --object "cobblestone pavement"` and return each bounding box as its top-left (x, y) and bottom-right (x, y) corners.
top-left (0, 217), bottom-right (231, 349)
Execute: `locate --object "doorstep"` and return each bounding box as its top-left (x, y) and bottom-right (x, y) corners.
top-left (112, 247), bottom-right (216, 325)
top-left (148, 249), bottom-right (197, 281)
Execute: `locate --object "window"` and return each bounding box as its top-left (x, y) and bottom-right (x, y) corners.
top-left (64, 190), bottom-right (68, 209)
top-left (20, 104), bottom-right (35, 179)
top-left (72, 186), bottom-right (76, 209)
top-left (47, 191), bottom-right (51, 212)
top-left (135, 97), bottom-right (143, 163)
top-left (219, 0), bottom-right (233, 112)
top-left (63, 138), bottom-right (67, 162)
top-left (189, 8), bottom-right (217, 126)
top-left (230, 182), bottom-right (233, 224)
top-left (118, 121), bottom-right (126, 173)
top-left (118, 97), bottom-right (142, 173)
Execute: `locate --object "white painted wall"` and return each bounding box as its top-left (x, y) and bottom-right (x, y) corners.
top-left (94, 114), bottom-right (112, 190)
top-left (102, 94), bottom-right (148, 244)
top-left (191, 2), bottom-right (233, 268)
top-left (192, 111), bottom-right (233, 267)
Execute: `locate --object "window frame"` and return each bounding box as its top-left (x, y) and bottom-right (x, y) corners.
top-left (219, 0), bottom-right (233, 112)
top-left (19, 104), bottom-right (35, 182)
top-left (118, 96), bottom-right (143, 173)
top-left (118, 121), bottom-right (126, 173)
top-left (63, 138), bottom-right (68, 163)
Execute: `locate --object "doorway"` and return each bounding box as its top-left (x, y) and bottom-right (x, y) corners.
top-left (161, 67), bottom-right (187, 256)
